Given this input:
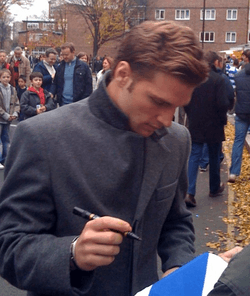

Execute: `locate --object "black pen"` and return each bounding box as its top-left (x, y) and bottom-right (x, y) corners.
top-left (73, 206), bottom-right (142, 241)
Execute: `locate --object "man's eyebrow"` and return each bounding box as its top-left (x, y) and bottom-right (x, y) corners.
top-left (149, 94), bottom-right (172, 106)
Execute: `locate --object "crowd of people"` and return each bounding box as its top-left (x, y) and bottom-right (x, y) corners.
top-left (0, 44), bottom-right (113, 169)
top-left (0, 20), bottom-right (249, 296)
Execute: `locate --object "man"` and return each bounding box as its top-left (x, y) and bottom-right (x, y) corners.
top-left (184, 51), bottom-right (229, 207)
top-left (7, 46), bottom-right (31, 87)
top-left (228, 50), bottom-right (250, 183)
top-left (33, 48), bottom-right (58, 93)
top-left (51, 42), bottom-right (92, 106)
top-left (239, 49), bottom-right (250, 69)
top-left (0, 21), bottom-right (208, 296)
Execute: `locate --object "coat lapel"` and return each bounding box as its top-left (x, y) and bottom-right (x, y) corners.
top-left (134, 132), bottom-right (171, 222)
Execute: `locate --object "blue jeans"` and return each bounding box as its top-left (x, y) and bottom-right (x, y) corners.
top-left (199, 143), bottom-right (224, 168)
top-left (199, 144), bottom-right (209, 169)
top-left (230, 116), bottom-right (250, 175)
top-left (188, 142), bottom-right (221, 196)
top-left (0, 124), bottom-right (10, 164)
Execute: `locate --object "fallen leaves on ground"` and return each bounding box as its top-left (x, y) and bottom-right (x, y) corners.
top-left (206, 122), bottom-right (250, 251)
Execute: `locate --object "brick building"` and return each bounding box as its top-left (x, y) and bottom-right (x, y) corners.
top-left (147, 0), bottom-right (250, 53)
top-left (15, 1), bottom-right (250, 58)
top-left (17, 19), bottom-right (64, 54)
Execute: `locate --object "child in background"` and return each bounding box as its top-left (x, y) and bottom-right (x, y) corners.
top-left (20, 72), bottom-right (56, 119)
top-left (0, 69), bottom-right (20, 169)
top-left (16, 75), bottom-right (27, 121)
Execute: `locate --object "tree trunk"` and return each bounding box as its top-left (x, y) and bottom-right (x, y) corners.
top-left (92, 22), bottom-right (99, 57)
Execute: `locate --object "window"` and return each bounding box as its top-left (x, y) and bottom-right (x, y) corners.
top-left (43, 23), bottom-right (55, 30)
top-left (200, 9), bottom-right (216, 20)
top-left (226, 32), bottom-right (236, 42)
top-left (155, 9), bottom-right (165, 20)
top-left (27, 22), bottom-right (39, 30)
top-left (200, 31), bottom-right (215, 42)
top-left (175, 9), bottom-right (190, 20)
top-left (248, 31), bottom-right (250, 42)
top-left (29, 33), bottom-right (43, 42)
top-left (130, 9), bottom-right (146, 26)
top-left (227, 9), bottom-right (237, 20)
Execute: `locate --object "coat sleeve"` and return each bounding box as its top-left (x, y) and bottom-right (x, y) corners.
top-left (12, 87), bottom-right (20, 117)
top-left (44, 91), bottom-right (56, 111)
top-left (24, 58), bottom-right (31, 86)
top-left (0, 91), bottom-right (9, 121)
top-left (0, 121), bottom-right (94, 295)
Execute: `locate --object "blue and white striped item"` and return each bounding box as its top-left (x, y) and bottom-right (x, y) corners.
top-left (135, 252), bottom-right (228, 296)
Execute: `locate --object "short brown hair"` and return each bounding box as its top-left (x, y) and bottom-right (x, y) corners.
top-left (112, 21), bottom-right (208, 86)
top-left (77, 52), bottom-right (89, 62)
top-left (61, 42), bottom-right (75, 53)
top-left (30, 72), bottom-right (43, 81)
top-left (0, 69), bottom-right (11, 78)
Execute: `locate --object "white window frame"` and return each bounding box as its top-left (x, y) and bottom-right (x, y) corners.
top-left (227, 9), bottom-right (237, 20)
top-left (200, 9), bottom-right (216, 20)
top-left (226, 32), bottom-right (236, 43)
top-left (199, 31), bottom-right (215, 43)
top-left (248, 31), bottom-right (250, 42)
top-left (155, 9), bottom-right (165, 20)
top-left (175, 9), bottom-right (190, 20)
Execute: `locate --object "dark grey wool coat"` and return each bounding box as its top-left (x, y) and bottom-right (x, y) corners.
top-left (0, 77), bottom-right (195, 296)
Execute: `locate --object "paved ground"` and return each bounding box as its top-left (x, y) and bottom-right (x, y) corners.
top-left (0, 121), bottom-right (236, 295)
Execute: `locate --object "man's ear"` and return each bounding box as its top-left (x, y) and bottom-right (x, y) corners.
top-left (113, 61), bottom-right (132, 88)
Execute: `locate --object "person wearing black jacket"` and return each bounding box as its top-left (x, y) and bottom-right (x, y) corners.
top-left (184, 51), bottom-right (229, 207)
top-left (51, 42), bottom-right (92, 106)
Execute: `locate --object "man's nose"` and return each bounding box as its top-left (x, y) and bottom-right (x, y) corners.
top-left (157, 107), bottom-right (176, 127)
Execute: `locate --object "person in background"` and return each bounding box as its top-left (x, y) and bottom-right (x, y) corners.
top-left (20, 72), bottom-right (56, 120)
top-left (199, 55), bottom-right (234, 172)
top-left (33, 48), bottom-right (58, 94)
top-left (77, 52), bottom-right (89, 65)
top-left (228, 59), bottom-right (239, 90)
top-left (239, 49), bottom-right (250, 70)
top-left (93, 55), bottom-right (103, 74)
top-left (0, 69), bottom-right (20, 169)
top-left (184, 51), bottom-right (229, 207)
top-left (16, 75), bottom-right (27, 121)
top-left (228, 50), bottom-right (250, 183)
top-left (7, 47), bottom-right (31, 87)
top-left (96, 56), bottom-right (114, 89)
top-left (51, 42), bottom-right (92, 106)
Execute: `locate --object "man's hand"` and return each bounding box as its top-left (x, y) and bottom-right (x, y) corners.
top-left (219, 246), bottom-right (243, 263)
top-left (74, 216), bottom-right (132, 271)
top-left (8, 116), bottom-right (16, 121)
top-left (162, 267), bottom-right (179, 278)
